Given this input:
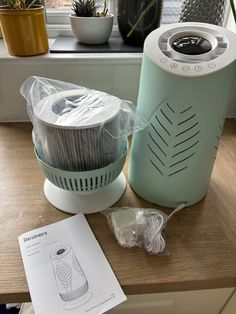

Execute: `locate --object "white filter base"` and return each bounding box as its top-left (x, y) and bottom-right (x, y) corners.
top-left (44, 172), bottom-right (126, 214)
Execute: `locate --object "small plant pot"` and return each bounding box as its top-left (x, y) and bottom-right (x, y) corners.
top-left (70, 14), bottom-right (114, 44)
top-left (0, 5), bottom-right (48, 56)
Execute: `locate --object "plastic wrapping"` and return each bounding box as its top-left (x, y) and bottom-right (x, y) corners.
top-left (105, 208), bottom-right (168, 255)
top-left (20, 76), bottom-right (147, 171)
top-left (104, 205), bottom-right (186, 255)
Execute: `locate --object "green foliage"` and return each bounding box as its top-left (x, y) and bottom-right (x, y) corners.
top-left (72, 0), bottom-right (97, 17)
top-left (3, 0), bottom-right (40, 9)
top-left (101, 0), bottom-right (108, 16)
top-left (71, 0), bottom-right (108, 17)
top-left (127, 0), bottom-right (157, 37)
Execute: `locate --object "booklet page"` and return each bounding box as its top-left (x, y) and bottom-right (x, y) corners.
top-left (18, 214), bottom-right (126, 314)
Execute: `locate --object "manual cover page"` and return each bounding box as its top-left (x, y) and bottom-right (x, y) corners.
top-left (18, 214), bottom-right (126, 314)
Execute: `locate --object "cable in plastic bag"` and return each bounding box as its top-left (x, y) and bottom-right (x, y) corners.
top-left (104, 203), bottom-right (186, 255)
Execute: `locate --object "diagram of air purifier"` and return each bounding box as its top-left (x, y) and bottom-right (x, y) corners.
top-left (51, 244), bottom-right (92, 310)
top-left (129, 22), bottom-right (236, 207)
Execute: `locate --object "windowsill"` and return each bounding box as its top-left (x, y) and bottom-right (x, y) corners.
top-left (0, 36), bottom-right (143, 63)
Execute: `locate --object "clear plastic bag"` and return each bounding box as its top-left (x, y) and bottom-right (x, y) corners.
top-left (20, 76), bottom-right (147, 171)
top-left (104, 205), bottom-right (186, 255)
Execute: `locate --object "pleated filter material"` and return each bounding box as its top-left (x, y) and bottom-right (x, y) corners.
top-left (34, 90), bottom-right (121, 171)
top-left (179, 0), bottom-right (227, 26)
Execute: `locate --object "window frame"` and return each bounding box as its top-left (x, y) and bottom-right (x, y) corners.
top-left (45, 0), bottom-right (232, 38)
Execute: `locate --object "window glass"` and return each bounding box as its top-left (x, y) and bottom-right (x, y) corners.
top-left (45, 0), bottom-right (111, 25)
top-left (45, 0), bottom-right (71, 9)
top-left (161, 0), bottom-right (182, 24)
top-left (45, 0), bottom-right (106, 11)
top-left (45, 0), bottom-right (182, 25)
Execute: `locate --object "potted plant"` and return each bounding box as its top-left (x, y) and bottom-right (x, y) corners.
top-left (70, 0), bottom-right (113, 44)
top-left (117, 0), bottom-right (163, 46)
top-left (0, 0), bottom-right (48, 56)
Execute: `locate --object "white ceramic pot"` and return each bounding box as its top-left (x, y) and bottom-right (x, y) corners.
top-left (70, 14), bottom-right (114, 44)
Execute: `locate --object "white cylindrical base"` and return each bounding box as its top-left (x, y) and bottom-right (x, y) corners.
top-left (44, 172), bottom-right (126, 214)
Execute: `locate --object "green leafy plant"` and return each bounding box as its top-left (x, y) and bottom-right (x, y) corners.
top-left (4, 0), bottom-right (39, 9)
top-left (127, 0), bottom-right (158, 37)
top-left (71, 0), bottom-right (108, 17)
top-left (72, 0), bottom-right (97, 17)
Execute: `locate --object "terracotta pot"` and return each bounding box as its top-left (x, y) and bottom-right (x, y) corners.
top-left (0, 5), bottom-right (48, 56)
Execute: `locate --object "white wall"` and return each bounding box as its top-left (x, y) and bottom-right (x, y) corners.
top-left (0, 55), bottom-right (235, 122)
top-left (0, 55), bottom-right (142, 121)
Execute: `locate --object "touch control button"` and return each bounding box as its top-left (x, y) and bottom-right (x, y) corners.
top-left (182, 65), bottom-right (190, 72)
top-left (208, 63), bottom-right (216, 68)
top-left (160, 58), bottom-right (167, 63)
top-left (170, 63), bottom-right (178, 69)
top-left (194, 65), bottom-right (203, 71)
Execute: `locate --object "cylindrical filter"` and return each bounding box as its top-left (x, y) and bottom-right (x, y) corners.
top-left (34, 90), bottom-right (121, 171)
top-left (128, 22), bottom-right (236, 207)
top-left (179, 0), bottom-right (227, 26)
top-left (51, 244), bottom-right (89, 302)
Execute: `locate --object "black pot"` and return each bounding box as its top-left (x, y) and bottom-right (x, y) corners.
top-left (117, 0), bottom-right (163, 47)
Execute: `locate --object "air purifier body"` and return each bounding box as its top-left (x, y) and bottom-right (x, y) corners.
top-left (129, 22), bottom-right (236, 207)
top-left (51, 244), bottom-right (89, 302)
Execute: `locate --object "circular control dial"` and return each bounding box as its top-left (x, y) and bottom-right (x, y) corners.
top-left (171, 36), bottom-right (212, 55)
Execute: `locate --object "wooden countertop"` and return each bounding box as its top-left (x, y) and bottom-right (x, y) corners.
top-left (0, 120), bottom-right (236, 303)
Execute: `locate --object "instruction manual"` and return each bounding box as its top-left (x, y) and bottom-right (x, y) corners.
top-left (18, 214), bottom-right (127, 314)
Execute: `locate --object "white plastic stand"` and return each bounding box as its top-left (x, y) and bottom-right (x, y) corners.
top-left (44, 172), bottom-right (126, 214)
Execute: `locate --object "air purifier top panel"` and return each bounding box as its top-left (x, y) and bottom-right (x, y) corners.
top-left (145, 22), bottom-right (236, 77)
top-left (51, 244), bottom-right (71, 260)
top-left (35, 90), bottom-right (121, 129)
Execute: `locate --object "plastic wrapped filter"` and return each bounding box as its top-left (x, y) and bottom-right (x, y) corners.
top-left (33, 89), bottom-right (120, 171)
top-left (21, 76), bottom-right (147, 171)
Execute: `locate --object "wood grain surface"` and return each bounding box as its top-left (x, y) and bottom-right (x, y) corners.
top-left (0, 120), bottom-right (236, 303)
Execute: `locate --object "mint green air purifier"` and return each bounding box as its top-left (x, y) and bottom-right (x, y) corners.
top-left (128, 22), bottom-right (236, 207)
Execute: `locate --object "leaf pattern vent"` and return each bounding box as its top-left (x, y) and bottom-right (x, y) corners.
top-left (147, 101), bottom-right (200, 178)
top-left (56, 261), bottom-right (72, 290)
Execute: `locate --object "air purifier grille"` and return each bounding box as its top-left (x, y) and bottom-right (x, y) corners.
top-left (35, 141), bottom-right (128, 193)
top-left (158, 30), bottom-right (228, 62)
top-left (147, 99), bottom-right (201, 178)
